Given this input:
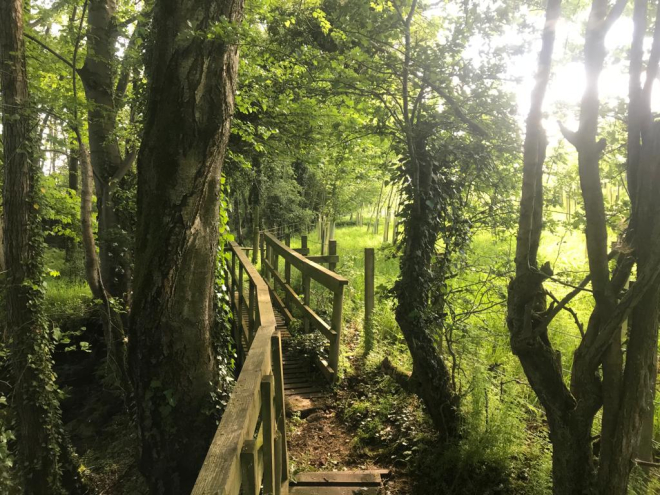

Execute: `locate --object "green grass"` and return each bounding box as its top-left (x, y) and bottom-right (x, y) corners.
top-left (284, 220), bottom-right (557, 493)
top-left (42, 248), bottom-right (93, 322)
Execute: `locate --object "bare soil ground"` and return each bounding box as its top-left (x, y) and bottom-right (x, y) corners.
top-left (285, 323), bottom-right (411, 494)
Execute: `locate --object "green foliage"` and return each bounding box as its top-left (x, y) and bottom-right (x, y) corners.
top-left (40, 173), bottom-right (81, 243)
top-left (211, 177), bottom-right (237, 417)
top-left (0, 375), bottom-right (17, 494)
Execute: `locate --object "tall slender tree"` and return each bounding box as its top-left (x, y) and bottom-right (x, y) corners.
top-left (129, 0), bottom-right (245, 491)
top-left (508, 0), bottom-right (660, 493)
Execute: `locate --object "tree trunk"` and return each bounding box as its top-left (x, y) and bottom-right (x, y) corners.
top-left (129, 0), bottom-right (245, 491)
top-left (78, 138), bottom-right (133, 397)
top-left (76, 0), bottom-right (138, 394)
top-left (547, 412), bottom-right (597, 494)
top-left (394, 137), bottom-right (461, 441)
top-left (68, 144), bottom-right (79, 192)
top-left (1, 1), bottom-right (82, 491)
top-left (65, 145), bottom-right (80, 263)
top-left (0, 213), bottom-right (5, 274)
top-left (79, 0), bottom-right (133, 303)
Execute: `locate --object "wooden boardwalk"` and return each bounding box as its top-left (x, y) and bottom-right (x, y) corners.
top-left (277, 311), bottom-right (330, 409)
top-left (193, 238), bottom-right (381, 495)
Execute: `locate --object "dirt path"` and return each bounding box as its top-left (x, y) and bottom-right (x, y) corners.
top-left (285, 324), bottom-right (410, 494)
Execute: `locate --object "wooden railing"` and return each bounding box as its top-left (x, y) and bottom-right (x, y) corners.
top-left (192, 241), bottom-right (288, 495)
top-left (261, 232), bottom-right (348, 383)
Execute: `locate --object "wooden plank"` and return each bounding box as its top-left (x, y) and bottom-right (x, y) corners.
top-left (315, 357), bottom-right (335, 383)
top-left (292, 471), bottom-right (382, 486)
top-left (192, 242), bottom-right (277, 495)
top-left (284, 373), bottom-right (312, 380)
top-left (262, 376), bottom-right (276, 495)
top-left (283, 372), bottom-right (313, 378)
top-left (284, 381), bottom-right (315, 390)
top-left (292, 391), bottom-right (328, 399)
top-left (305, 255), bottom-right (339, 264)
top-left (240, 440), bottom-right (258, 495)
top-left (289, 487), bottom-right (380, 495)
top-left (285, 386), bottom-right (324, 396)
top-left (264, 233), bottom-right (348, 292)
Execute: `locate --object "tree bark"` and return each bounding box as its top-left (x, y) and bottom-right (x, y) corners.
top-left (1, 0), bottom-right (82, 491)
top-left (78, 138), bottom-right (133, 397)
top-left (128, 0), bottom-right (245, 491)
top-left (76, 0), bottom-right (138, 394)
top-left (68, 144), bottom-right (79, 192)
top-left (65, 144), bottom-right (80, 263)
top-left (394, 133), bottom-right (461, 441)
top-left (78, 0), bottom-right (133, 303)
top-left (506, 1), bottom-right (602, 493)
top-left (0, 213), bottom-right (5, 274)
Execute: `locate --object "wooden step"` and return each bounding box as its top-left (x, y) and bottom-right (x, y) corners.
top-left (289, 487), bottom-right (380, 494)
top-left (293, 471), bottom-right (382, 486)
top-left (289, 470), bottom-right (387, 494)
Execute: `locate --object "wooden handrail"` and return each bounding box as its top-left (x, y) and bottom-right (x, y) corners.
top-left (262, 233), bottom-right (346, 383)
top-left (263, 233), bottom-right (348, 292)
top-left (192, 242), bottom-right (287, 495)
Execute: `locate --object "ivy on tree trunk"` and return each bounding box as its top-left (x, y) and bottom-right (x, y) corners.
top-left (0, 0), bottom-right (82, 491)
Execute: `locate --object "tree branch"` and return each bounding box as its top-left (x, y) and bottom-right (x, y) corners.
top-left (418, 73), bottom-right (488, 138)
top-left (605, 0), bottom-right (630, 30)
top-left (25, 33), bottom-right (75, 70)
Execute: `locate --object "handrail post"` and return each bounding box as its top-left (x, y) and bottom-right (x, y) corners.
top-left (329, 239), bottom-right (337, 272)
top-left (303, 274), bottom-right (311, 333)
top-left (231, 250), bottom-right (244, 366)
top-left (240, 439), bottom-right (259, 495)
top-left (264, 240), bottom-right (271, 282)
top-left (271, 332), bottom-right (289, 487)
top-left (274, 432), bottom-right (283, 495)
top-left (238, 263), bottom-right (245, 347)
top-left (330, 285), bottom-right (344, 383)
top-left (261, 375), bottom-right (276, 495)
top-left (252, 205), bottom-right (260, 264)
top-left (364, 248), bottom-right (375, 356)
top-left (260, 231), bottom-right (266, 274)
top-left (272, 240), bottom-right (279, 285)
top-left (230, 250), bottom-right (237, 298)
top-left (248, 281), bottom-right (256, 342)
top-left (300, 235), bottom-right (308, 256)
top-left (284, 234), bottom-right (292, 309)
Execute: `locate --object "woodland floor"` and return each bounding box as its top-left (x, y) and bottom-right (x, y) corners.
top-left (56, 314), bottom-right (410, 494)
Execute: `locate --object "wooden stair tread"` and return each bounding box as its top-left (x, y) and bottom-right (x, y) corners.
top-left (293, 471), bottom-right (384, 485)
top-left (285, 386), bottom-right (324, 396)
top-left (289, 487), bottom-right (380, 494)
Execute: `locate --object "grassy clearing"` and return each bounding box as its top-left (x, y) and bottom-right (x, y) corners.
top-left (43, 248), bottom-right (92, 322)
top-left (284, 222), bottom-right (557, 494)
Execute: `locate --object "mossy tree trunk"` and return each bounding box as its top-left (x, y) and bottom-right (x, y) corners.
top-left (128, 0), bottom-right (244, 492)
top-left (0, 0), bottom-right (82, 492)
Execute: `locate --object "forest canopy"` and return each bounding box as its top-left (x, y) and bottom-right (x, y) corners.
top-left (1, 0), bottom-right (659, 494)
